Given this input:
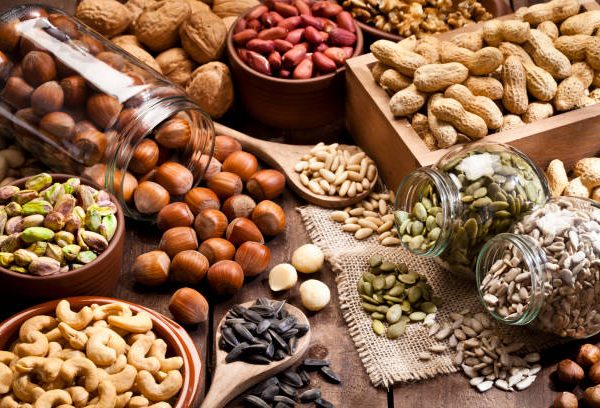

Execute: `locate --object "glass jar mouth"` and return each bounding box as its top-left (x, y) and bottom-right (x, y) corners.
top-left (394, 167), bottom-right (458, 257)
top-left (476, 233), bottom-right (547, 326)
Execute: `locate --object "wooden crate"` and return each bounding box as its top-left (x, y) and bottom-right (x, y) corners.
top-left (345, 0), bottom-right (600, 192)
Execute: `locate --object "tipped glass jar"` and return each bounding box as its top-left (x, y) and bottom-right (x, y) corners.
top-left (0, 5), bottom-right (215, 219)
top-left (477, 197), bottom-right (600, 338)
top-left (394, 142), bottom-right (549, 279)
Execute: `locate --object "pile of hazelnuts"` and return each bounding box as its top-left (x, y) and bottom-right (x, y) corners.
top-left (131, 135), bottom-right (287, 325)
top-left (554, 344), bottom-right (600, 408)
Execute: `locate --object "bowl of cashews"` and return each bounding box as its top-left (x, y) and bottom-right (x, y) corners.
top-left (0, 296), bottom-right (202, 408)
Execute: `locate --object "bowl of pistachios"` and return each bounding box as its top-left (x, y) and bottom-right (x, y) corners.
top-left (0, 173), bottom-right (125, 300)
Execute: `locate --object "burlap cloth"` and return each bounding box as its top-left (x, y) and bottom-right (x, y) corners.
top-left (298, 204), bottom-right (561, 388)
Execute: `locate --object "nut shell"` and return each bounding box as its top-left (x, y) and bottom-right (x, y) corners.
top-left (207, 260), bottom-right (244, 295)
top-left (60, 75), bottom-right (87, 108)
top-left (185, 187), bottom-right (220, 215)
top-left (222, 151), bottom-right (258, 181)
top-left (159, 226), bottom-right (199, 258)
top-left (169, 287), bottom-right (209, 324)
top-left (207, 171), bottom-right (243, 199)
top-left (157, 202), bottom-right (195, 231)
top-left (22, 51), bottom-right (56, 87)
top-left (222, 194), bottom-right (256, 221)
top-left (213, 135), bottom-right (241, 162)
top-left (577, 344), bottom-right (600, 368)
top-left (134, 181), bottom-right (171, 214)
top-left (179, 10), bottom-right (227, 64)
top-left (87, 93), bottom-right (123, 129)
top-left (171, 250), bottom-right (209, 284)
top-left (40, 112), bottom-right (75, 140)
top-left (1, 77), bottom-right (33, 109)
top-left (155, 161), bottom-right (194, 196)
top-left (194, 208), bottom-right (228, 240)
top-left (198, 237), bottom-right (235, 264)
top-left (155, 117), bottom-right (191, 149)
top-left (134, 0), bottom-right (192, 52)
top-left (130, 139), bottom-right (159, 175)
top-left (584, 385), bottom-right (600, 408)
top-left (156, 48), bottom-right (195, 86)
top-left (235, 241), bottom-right (270, 276)
top-left (132, 250), bottom-right (170, 286)
top-left (225, 217), bottom-right (264, 246)
top-left (557, 359), bottom-right (585, 385)
top-left (252, 200), bottom-right (286, 236)
top-left (246, 169), bottom-right (285, 200)
top-left (186, 62), bottom-right (234, 118)
top-left (75, 0), bottom-right (133, 37)
top-left (31, 81), bottom-right (64, 116)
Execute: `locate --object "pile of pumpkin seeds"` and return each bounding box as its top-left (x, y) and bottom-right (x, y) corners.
top-left (219, 298), bottom-right (309, 364)
top-left (242, 359), bottom-right (341, 408)
top-left (358, 255), bottom-right (442, 339)
top-left (395, 149), bottom-right (547, 278)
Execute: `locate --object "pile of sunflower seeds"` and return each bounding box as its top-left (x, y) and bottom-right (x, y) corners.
top-left (480, 199), bottom-right (600, 338)
top-left (359, 255), bottom-right (441, 339)
top-left (329, 191), bottom-right (400, 246)
top-left (426, 308), bottom-right (541, 392)
top-left (242, 359), bottom-right (341, 408)
top-left (219, 298), bottom-right (309, 364)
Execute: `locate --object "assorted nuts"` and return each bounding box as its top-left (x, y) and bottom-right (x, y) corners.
top-left (0, 173), bottom-right (118, 275)
top-left (546, 157), bottom-right (600, 203)
top-left (295, 142), bottom-right (377, 198)
top-left (233, 1), bottom-right (358, 79)
top-left (371, 1), bottom-right (600, 150)
top-left (358, 255), bottom-right (441, 339)
top-left (343, 0), bottom-right (491, 37)
top-left (0, 299), bottom-right (184, 406)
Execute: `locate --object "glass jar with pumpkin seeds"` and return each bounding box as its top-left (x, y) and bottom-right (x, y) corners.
top-left (394, 142), bottom-right (549, 279)
top-left (476, 197), bottom-right (600, 338)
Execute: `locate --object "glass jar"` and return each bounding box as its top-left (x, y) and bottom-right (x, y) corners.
top-left (476, 197), bottom-right (600, 338)
top-left (0, 5), bottom-right (215, 219)
top-left (394, 142), bottom-right (549, 279)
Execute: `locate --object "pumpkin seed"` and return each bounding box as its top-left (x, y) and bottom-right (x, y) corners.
top-left (372, 320), bottom-right (385, 336)
top-left (387, 321), bottom-right (407, 339)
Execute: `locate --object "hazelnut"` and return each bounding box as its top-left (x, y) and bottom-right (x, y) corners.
top-left (114, 170), bottom-right (138, 203)
top-left (155, 117), bottom-right (191, 149)
top-left (207, 171), bottom-right (243, 200)
top-left (60, 75), bottom-right (87, 108)
top-left (222, 194), bottom-right (256, 221)
top-left (40, 112), bottom-right (75, 140)
top-left (97, 51), bottom-right (126, 71)
top-left (20, 7), bottom-right (48, 21)
top-left (235, 241), bottom-right (271, 276)
top-left (585, 385), bottom-right (600, 408)
top-left (14, 108), bottom-right (39, 125)
top-left (207, 260), bottom-right (244, 295)
top-left (553, 392), bottom-right (578, 408)
top-left (157, 202), bottom-right (194, 231)
top-left (185, 187), bottom-right (220, 215)
top-left (591, 362), bottom-right (600, 385)
top-left (73, 129), bottom-right (108, 165)
top-left (0, 19), bottom-right (21, 53)
top-left (155, 161), bottom-right (194, 196)
top-left (246, 169), bottom-right (285, 200)
top-left (132, 250), bottom-right (170, 286)
top-left (159, 226), bottom-right (199, 258)
top-left (194, 208), bottom-right (228, 241)
top-left (199, 156), bottom-right (222, 180)
top-left (130, 139), bottom-right (159, 175)
top-left (226, 217), bottom-right (264, 246)
top-left (1, 76), bottom-right (34, 109)
top-left (169, 287), bottom-right (209, 325)
top-left (198, 238), bottom-right (235, 264)
top-left (10, 63), bottom-right (22, 78)
top-left (557, 359), bottom-right (585, 385)
top-left (22, 51), bottom-right (56, 87)
top-left (48, 14), bottom-right (80, 39)
top-left (0, 51), bottom-right (12, 79)
top-left (222, 151), bottom-right (258, 182)
top-left (115, 108), bottom-right (138, 131)
top-left (134, 181), bottom-right (171, 214)
top-left (86, 93), bottom-right (123, 129)
top-left (213, 135), bottom-right (241, 162)
top-left (577, 344), bottom-right (600, 368)
top-left (252, 200), bottom-right (286, 236)
top-left (31, 81), bottom-right (64, 116)
top-left (171, 250), bottom-right (209, 285)
top-left (80, 35), bottom-right (104, 55)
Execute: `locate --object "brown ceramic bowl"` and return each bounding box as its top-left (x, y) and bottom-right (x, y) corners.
top-left (0, 296), bottom-right (202, 407)
top-left (227, 5), bottom-right (364, 130)
top-left (0, 174), bottom-right (125, 301)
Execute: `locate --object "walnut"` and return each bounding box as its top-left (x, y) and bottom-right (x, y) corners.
top-left (156, 48), bottom-right (196, 86)
top-left (221, 16), bottom-right (239, 31)
top-left (124, 0), bottom-right (157, 21)
top-left (181, 0), bottom-right (212, 14)
top-left (118, 42), bottom-right (163, 73)
top-left (179, 10), bottom-right (227, 64)
top-left (212, 0), bottom-right (260, 18)
top-left (112, 34), bottom-right (141, 48)
top-left (76, 0), bottom-right (133, 37)
top-left (134, 0), bottom-right (191, 52)
top-left (186, 62), bottom-right (233, 118)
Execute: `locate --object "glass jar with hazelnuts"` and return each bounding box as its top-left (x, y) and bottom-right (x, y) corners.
top-left (0, 5), bottom-right (215, 219)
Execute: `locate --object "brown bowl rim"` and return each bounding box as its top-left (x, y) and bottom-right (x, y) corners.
top-left (0, 296), bottom-right (202, 407)
top-left (0, 173), bottom-right (126, 280)
top-left (354, 20), bottom-right (402, 41)
top-left (226, 4), bottom-right (364, 84)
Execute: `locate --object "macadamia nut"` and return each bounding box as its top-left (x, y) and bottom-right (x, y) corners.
top-left (268, 263), bottom-right (297, 291)
top-left (300, 280), bottom-right (331, 311)
top-left (291, 244), bottom-right (324, 274)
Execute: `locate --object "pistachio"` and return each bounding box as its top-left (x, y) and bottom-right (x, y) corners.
top-left (0, 234), bottom-right (21, 252)
top-left (53, 194), bottom-right (76, 216)
top-left (21, 214), bottom-right (45, 228)
top-left (43, 211), bottom-right (65, 231)
top-left (77, 185), bottom-right (95, 210)
top-left (0, 208), bottom-right (6, 235)
top-left (25, 172), bottom-right (52, 191)
top-left (0, 186), bottom-right (19, 201)
top-left (13, 249), bottom-right (38, 266)
top-left (28, 256), bottom-right (61, 276)
top-left (45, 243), bottom-right (64, 263)
top-left (0, 252), bottom-right (14, 267)
top-left (62, 244), bottom-right (81, 261)
top-left (54, 231), bottom-right (75, 247)
top-left (41, 183), bottom-right (65, 204)
top-left (80, 230), bottom-right (108, 252)
top-left (10, 265), bottom-right (27, 273)
top-left (63, 213), bottom-right (81, 233)
top-left (5, 202), bottom-right (22, 217)
top-left (21, 199), bottom-right (53, 216)
top-left (62, 177), bottom-right (80, 194)
top-left (77, 250), bottom-right (97, 264)
top-left (99, 214), bottom-right (117, 241)
top-left (12, 190), bottom-right (38, 205)
top-left (28, 241), bottom-right (48, 256)
top-left (5, 216), bottom-right (22, 235)
top-left (21, 227), bottom-right (55, 243)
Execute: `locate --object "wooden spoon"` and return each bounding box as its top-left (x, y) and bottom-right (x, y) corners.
top-left (214, 123), bottom-right (377, 208)
top-left (200, 301), bottom-right (311, 408)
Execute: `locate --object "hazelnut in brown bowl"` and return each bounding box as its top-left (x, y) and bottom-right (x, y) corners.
top-left (0, 173), bottom-right (125, 301)
top-left (226, 0), bottom-right (364, 129)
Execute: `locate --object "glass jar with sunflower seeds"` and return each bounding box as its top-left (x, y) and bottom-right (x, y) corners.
top-left (476, 197), bottom-right (600, 338)
top-left (394, 142), bottom-right (549, 279)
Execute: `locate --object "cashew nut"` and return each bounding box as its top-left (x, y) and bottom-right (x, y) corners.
top-left (102, 365), bottom-right (137, 394)
top-left (56, 302), bottom-right (93, 332)
top-left (128, 396), bottom-right (149, 408)
top-left (148, 340), bottom-right (183, 372)
top-left (0, 352), bottom-right (15, 395)
top-left (108, 312), bottom-right (152, 334)
top-left (1, 395), bottom-right (33, 408)
top-left (12, 375), bottom-right (44, 403)
top-left (86, 329), bottom-right (126, 367)
top-left (50, 350), bottom-right (85, 361)
top-left (90, 321), bottom-right (107, 329)
top-left (60, 358), bottom-right (99, 392)
top-left (92, 304), bottom-right (132, 321)
top-left (44, 329), bottom-right (63, 343)
top-left (47, 343), bottom-right (62, 357)
top-left (0, 353), bottom-right (15, 366)
top-left (127, 337), bottom-right (160, 373)
top-left (33, 390), bottom-right (71, 408)
top-left (84, 381), bottom-right (116, 408)
top-left (57, 324), bottom-right (87, 351)
top-left (102, 355), bottom-right (127, 375)
top-left (115, 392), bottom-right (132, 408)
top-left (136, 370), bottom-right (182, 402)
top-left (14, 357), bottom-right (63, 383)
top-left (127, 332), bottom-right (155, 346)
top-left (15, 316), bottom-right (58, 357)
top-left (66, 387), bottom-right (88, 408)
